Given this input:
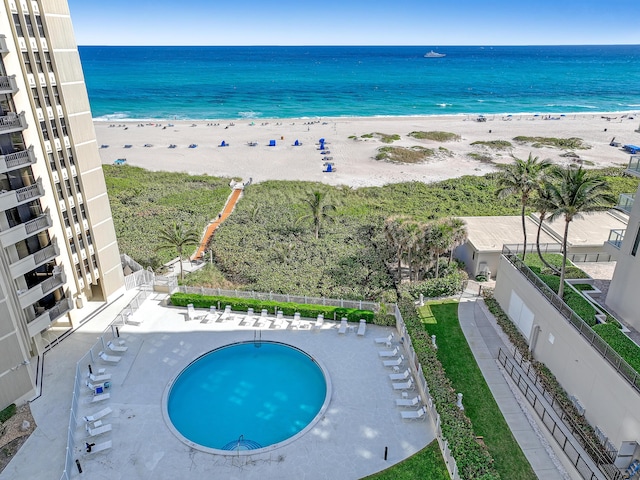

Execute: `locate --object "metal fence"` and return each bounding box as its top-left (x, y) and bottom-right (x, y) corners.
top-left (393, 304), bottom-right (461, 480)
top-left (498, 348), bottom-right (620, 480)
top-left (176, 285), bottom-right (379, 311)
top-left (501, 245), bottom-right (640, 394)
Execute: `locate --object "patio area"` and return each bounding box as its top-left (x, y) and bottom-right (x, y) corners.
top-left (2, 291), bottom-right (434, 480)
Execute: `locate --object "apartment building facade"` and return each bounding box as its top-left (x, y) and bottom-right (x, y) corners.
top-left (0, 0), bottom-right (123, 408)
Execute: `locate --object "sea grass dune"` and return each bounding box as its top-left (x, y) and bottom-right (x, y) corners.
top-left (95, 113), bottom-right (640, 187)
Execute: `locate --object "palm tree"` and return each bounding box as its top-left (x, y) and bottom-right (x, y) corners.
top-left (531, 179), bottom-right (560, 274)
top-left (425, 220), bottom-right (452, 280)
top-left (156, 222), bottom-right (200, 280)
top-left (384, 216), bottom-right (406, 282)
top-left (402, 220), bottom-right (424, 282)
top-left (446, 217), bottom-right (468, 265)
top-left (496, 154), bottom-right (552, 260)
top-left (547, 166), bottom-right (614, 298)
top-left (297, 191), bottom-right (336, 239)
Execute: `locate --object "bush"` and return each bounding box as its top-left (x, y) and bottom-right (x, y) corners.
top-left (400, 271), bottom-right (468, 299)
top-left (170, 293), bottom-right (375, 322)
top-left (0, 403), bottom-right (16, 423)
top-left (593, 323), bottom-right (640, 373)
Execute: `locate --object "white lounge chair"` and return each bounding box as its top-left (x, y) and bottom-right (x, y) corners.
top-left (187, 303), bottom-right (196, 321)
top-left (85, 440), bottom-right (112, 455)
top-left (219, 305), bottom-right (232, 322)
top-left (291, 312), bottom-right (302, 329)
top-left (338, 318), bottom-right (348, 334)
top-left (395, 396), bottom-right (421, 407)
top-left (401, 406), bottom-right (427, 420)
top-left (357, 319), bottom-right (366, 336)
top-left (374, 333), bottom-right (394, 344)
top-left (242, 310), bottom-right (258, 327)
top-left (83, 407), bottom-right (112, 423)
top-left (257, 310), bottom-right (273, 329)
top-left (389, 369), bottom-right (411, 381)
top-left (86, 423), bottom-right (112, 437)
top-left (107, 341), bottom-right (128, 353)
top-left (313, 314), bottom-right (324, 331)
top-left (392, 378), bottom-right (414, 391)
top-left (277, 318), bottom-right (290, 329)
top-left (99, 351), bottom-right (121, 364)
top-left (90, 393), bottom-right (110, 403)
top-left (88, 372), bottom-right (111, 382)
top-left (379, 347), bottom-right (399, 358)
top-left (202, 306), bottom-right (220, 324)
top-left (383, 354), bottom-right (404, 367)
top-left (86, 380), bottom-right (109, 391)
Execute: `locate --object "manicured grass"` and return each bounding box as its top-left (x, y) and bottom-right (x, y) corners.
top-left (419, 301), bottom-right (537, 480)
top-left (362, 440), bottom-right (450, 480)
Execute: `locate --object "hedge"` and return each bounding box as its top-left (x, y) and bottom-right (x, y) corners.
top-left (399, 271), bottom-right (468, 300)
top-left (170, 293), bottom-right (375, 323)
top-left (0, 403), bottom-right (16, 423)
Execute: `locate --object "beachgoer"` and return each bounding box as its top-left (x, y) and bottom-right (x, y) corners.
top-left (86, 442), bottom-right (95, 453)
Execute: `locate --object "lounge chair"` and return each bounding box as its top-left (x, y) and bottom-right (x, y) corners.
top-left (375, 333), bottom-right (394, 344)
top-left (313, 314), bottom-right (324, 331)
top-left (202, 306), bottom-right (220, 324)
top-left (86, 380), bottom-right (110, 392)
top-left (241, 308), bottom-right (258, 326)
top-left (401, 406), bottom-right (427, 420)
top-left (379, 347), bottom-right (399, 358)
top-left (83, 407), bottom-right (112, 423)
top-left (85, 440), bottom-right (112, 455)
top-left (389, 369), bottom-right (411, 381)
top-left (219, 305), bottom-right (232, 322)
top-left (188, 144), bottom-right (198, 148)
top-left (395, 396), bottom-right (421, 407)
top-left (257, 309), bottom-right (273, 329)
top-left (392, 378), bottom-right (414, 391)
top-left (187, 303), bottom-right (196, 321)
top-left (382, 354), bottom-right (404, 367)
top-left (168, 144), bottom-right (177, 148)
top-left (107, 341), bottom-right (128, 353)
top-left (124, 144), bottom-right (132, 148)
top-left (338, 318), bottom-right (348, 334)
top-left (88, 372), bottom-right (111, 383)
top-left (357, 319), bottom-right (366, 336)
top-left (90, 393), bottom-right (110, 403)
top-left (99, 351), bottom-right (121, 364)
top-left (86, 423), bottom-right (112, 437)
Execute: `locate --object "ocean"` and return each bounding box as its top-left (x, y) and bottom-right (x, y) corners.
top-left (78, 45), bottom-right (640, 121)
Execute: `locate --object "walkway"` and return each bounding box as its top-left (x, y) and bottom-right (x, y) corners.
top-left (457, 285), bottom-right (570, 480)
top-left (191, 184), bottom-right (244, 261)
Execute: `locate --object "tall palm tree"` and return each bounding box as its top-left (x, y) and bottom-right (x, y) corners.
top-left (297, 191), bottom-right (337, 239)
top-left (496, 154), bottom-right (552, 260)
top-left (384, 216), bottom-right (406, 282)
top-left (446, 217), bottom-right (468, 265)
top-left (547, 166), bottom-right (614, 298)
top-left (531, 179), bottom-right (560, 274)
top-left (402, 220), bottom-right (424, 282)
top-left (425, 220), bottom-right (452, 280)
top-left (156, 223), bottom-right (200, 280)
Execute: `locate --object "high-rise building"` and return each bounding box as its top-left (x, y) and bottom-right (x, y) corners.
top-left (0, 1), bottom-right (124, 408)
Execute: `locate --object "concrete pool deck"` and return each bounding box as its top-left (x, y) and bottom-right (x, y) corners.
top-left (1, 291), bottom-right (435, 480)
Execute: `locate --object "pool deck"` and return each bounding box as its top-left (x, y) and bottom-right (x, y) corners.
top-left (1, 291), bottom-right (434, 480)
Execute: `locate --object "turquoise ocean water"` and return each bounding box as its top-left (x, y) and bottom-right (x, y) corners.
top-left (79, 45), bottom-right (640, 121)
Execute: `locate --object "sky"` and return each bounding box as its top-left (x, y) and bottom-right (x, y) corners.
top-left (66, 0), bottom-right (640, 46)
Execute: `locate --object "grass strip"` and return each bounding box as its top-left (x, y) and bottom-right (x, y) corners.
top-left (420, 301), bottom-right (537, 480)
top-left (362, 440), bottom-right (449, 480)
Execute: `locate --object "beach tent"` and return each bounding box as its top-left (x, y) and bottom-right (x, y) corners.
top-left (269, 139), bottom-right (276, 146)
top-left (294, 139), bottom-right (300, 146)
top-left (220, 140), bottom-right (228, 147)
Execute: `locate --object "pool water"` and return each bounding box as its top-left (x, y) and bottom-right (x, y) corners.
top-left (166, 342), bottom-right (327, 451)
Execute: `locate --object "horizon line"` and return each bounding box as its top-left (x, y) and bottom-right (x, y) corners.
top-left (77, 43), bottom-right (640, 48)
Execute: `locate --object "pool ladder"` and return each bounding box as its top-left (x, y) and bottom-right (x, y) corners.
top-left (253, 329), bottom-right (262, 347)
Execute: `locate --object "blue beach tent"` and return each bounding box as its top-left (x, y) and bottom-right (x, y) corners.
top-left (269, 139), bottom-right (276, 146)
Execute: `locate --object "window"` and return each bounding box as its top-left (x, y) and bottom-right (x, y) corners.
top-left (42, 88), bottom-right (50, 106)
top-left (31, 88), bottom-right (41, 108)
top-left (79, 203), bottom-right (87, 220)
top-left (86, 232), bottom-right (93, 245)
top-left (78, 236), bottom-right (85, 250)
top-left (64, 178), bottom-right (72, 196)
top-left (50, 120), bottom-right (58, 139)
top-left (67, 148), bottom-right (75, 166)
top-left (60, 118), bottom-right (68, 136)
top-left (24, 15), bottom-right (34, 37)
top-left (13, 14), bottom-right (23, 37)
top-left (55, 182), bottom-right (63, 200)
top-left (70, 240), bottom-right (77, 255)
top-left (39, 121), bottom-right (49, 141)
top-left (632, 225), bottom-right (640, 257)
top-left (33, 52), bottom-right (43, 73)
top-left (48, 152), bottom-right (56, 171)
top-left (44, 52), bottom-right (52, 73)
top-left (23, 53), bottom-right (32, 74)
top-left (35, 16), bottom-right (45, 37)
top-left (74, 176), bottom-right (81, 193)
top-left (71, 207), bottom-right (79, 224)
top-left (62, 210), bottom-right (70, 228)
top-left (58, 153), bottom-right (66, 169)
top-left (52, 86), bottom-right (60, 105)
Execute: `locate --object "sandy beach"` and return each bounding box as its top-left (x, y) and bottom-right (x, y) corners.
top-left (95, 113), bottom-right (640, 187)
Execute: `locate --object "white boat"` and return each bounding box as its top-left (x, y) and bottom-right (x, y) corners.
top-left (424, 50), bottom-right (446, 58)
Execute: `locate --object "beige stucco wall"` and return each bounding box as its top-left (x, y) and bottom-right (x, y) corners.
top-left (495, 255), bottom-right (640, 449)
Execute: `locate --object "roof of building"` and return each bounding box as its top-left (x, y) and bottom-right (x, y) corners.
top-left (459, 216), bottom-right (559, 253)
top-left (534, 211), bottom-right (628, 248)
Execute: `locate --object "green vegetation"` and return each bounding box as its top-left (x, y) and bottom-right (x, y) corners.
top-left (408, 131), bottom-right (461, 142)
top-left (375, 146), bottom-right (435, 163)
top-left (103, 165), bottom-right (231, 268)
top-left (592, 323), bottom-right (640, 373)
top-left (0, 404), bottom-right (16, 424)
top-left (470, 140), bottom-right (513, 150)
top-left (363, 440), bottom-right (450, 480)
top-left (156, 223), bottom-right (200, 280)
top-left (420, 301), bottom-right (536, 480)
top-left (467, 152), bottom-right (495, 164)
top-left (362, 132), bottom-right (401, 143)
top-left (513, 136), bottom-right (590, 150)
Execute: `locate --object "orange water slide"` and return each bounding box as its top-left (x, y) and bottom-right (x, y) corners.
top-left (192, 187), bottom-right (243, 260)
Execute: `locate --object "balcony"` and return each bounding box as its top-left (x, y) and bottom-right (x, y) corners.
top-left (0, 212), bottom-right (52, 248)
top-left (18, 271), bottom-right (66, 309)
top-left (616, 193), bottom-right (635, 214)
top-left (0, 75), bottom-right (18, 95)
top-left (27, 297), bottom-right (73, 337)
top-left (626, 155), bottom-right (640, 178)
top-left (0, 35), bottom-right (8, 54)
top-left (10, 241), bottom-right (60, 278)
top-left (0, 112), bottom-right (27, 134)
top-left (0, 180), bottom-right (44, 211)
top-left (607, 229), bottom-right (625, 249)
top-left (0, 146), bottom-right (37, 174)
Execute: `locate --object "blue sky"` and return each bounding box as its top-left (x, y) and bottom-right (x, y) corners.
top-left (67, 0), bottom-right (640, 46)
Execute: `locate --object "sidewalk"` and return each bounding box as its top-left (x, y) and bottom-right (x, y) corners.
top-left (457, 286), bottom-right (570, 480)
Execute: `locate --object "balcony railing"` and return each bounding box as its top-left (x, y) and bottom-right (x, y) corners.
top-left (0, 35), bottom-right (8, 54)
top-left (15, 181), bottom-right (43, 203)
top-left (502, 245), bottom-right (640, 394)
top-left (0, 146), bottom-right (36, 173)
top-left (627, 155), bottom-right (640, 177)
top-left (27, 297), bottom-right (73, 337)
top-left (33, 243), bottom-right (59, 265)
top-left (616, 193), bottom-right (635, 214)
top-left (25, 213), bottom-right (51, 235)
top-left (0, 75), bottom-right (18, 94)
top-left (0, 112), bottom-right (27, 133)
top-left (607, 229), bottom-right (625, 249)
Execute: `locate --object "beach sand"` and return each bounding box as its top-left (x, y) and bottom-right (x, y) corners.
top-left (95, 113), bottom-right (640, 187)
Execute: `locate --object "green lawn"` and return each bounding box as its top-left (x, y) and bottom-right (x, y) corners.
top-left (362, 440), bottom-right (450, 480)
top-left (419, 301), bottom-right (537, 480)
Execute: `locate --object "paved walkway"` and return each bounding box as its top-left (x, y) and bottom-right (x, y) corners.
top-left (457, 286), bottom-right (570, 480)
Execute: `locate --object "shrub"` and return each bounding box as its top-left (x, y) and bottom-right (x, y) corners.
top-left (408, 131), bottom-right (461, 142)
top-left (375, 146), bottom-right (435, 163)
top-left (400, 271), bottom-right (468, 299)
top-left (512, 136), bottom-right (590, 150)
top-left (0, 403), bottom-right (16, 423)
top-left (470, 140), bottom-right (513, 150)
top-left (170, 293), bottom-right (375, 322)
top-left (593, 323), bottom-right (640, 374)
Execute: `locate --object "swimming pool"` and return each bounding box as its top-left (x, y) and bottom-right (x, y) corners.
top-left (163, 341), bottom-right (330, 454)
